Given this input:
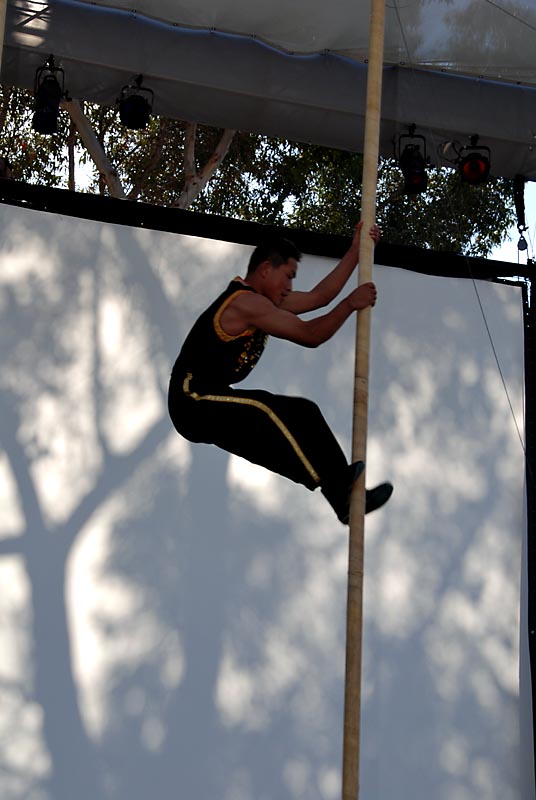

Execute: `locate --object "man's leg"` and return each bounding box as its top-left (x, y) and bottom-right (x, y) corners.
top-left (170, 386), bottom-right (392, 520)
top-left (176, 387), bottom-right (345, 487)
top-left (225, 391), bottom-right (392, 520)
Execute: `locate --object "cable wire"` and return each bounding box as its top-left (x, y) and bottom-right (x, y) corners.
top-left (483, 0), bottom-right (536, 33)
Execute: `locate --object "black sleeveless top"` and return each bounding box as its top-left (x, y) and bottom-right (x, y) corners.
top-left (171, 279), bottom-right (268, 393)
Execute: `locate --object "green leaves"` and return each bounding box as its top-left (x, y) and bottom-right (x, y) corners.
top-left (377, 159), bottom-right (515, 256)
top-left (0, 85), bottom-right (70, 187)
top-left (0, 85), bottom-right (515, 257)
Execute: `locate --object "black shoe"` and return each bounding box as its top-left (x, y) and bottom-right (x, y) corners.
top-left (338, 480), bottom-right (393, 524)
top-left (349, 460), bottom-right (365, 485)
top-left (365, 482), bottom-right (393, 514)
top-left (321, 461), bottom-right (365, 524)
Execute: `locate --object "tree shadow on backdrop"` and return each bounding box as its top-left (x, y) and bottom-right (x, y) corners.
top-left (0, 207), bottom-right (527, 800)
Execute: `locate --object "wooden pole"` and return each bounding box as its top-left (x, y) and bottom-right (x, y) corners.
top-left (341, 0), bottom-right (386, 797)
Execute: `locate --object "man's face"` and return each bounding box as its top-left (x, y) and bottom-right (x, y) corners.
top-left (262, 258), bottom-right (298, 306)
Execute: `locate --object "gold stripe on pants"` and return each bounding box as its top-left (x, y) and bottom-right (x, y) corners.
top-left (183, 373), bottom-right (320, 484)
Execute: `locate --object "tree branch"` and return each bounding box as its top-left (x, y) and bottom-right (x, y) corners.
top-left (127, 117), bottom-right (170, 200)
top-left (0, 397), bottom-right (47, 549)
top-left (183, 121), bottom-right (197, 185)
top-left (174, 127), bottom-right (235, 210)
top-left (0, 536), bottom-right (25, 556)
top-left (57, 418), bottom-right (170, 544)
top-left (0, 84), bottom-right (12, 135)
top-left (67, 117), bottom-right (76, 192)
top-left (62, 99), bottom-right (126, 199)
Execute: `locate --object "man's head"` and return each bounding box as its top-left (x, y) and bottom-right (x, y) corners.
top-left (246, 238), bottom-right (302, 306)
top-left (247, 238), bottom-right (301, 275)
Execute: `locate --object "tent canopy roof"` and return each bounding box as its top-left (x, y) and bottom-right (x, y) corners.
top-left (2, 0), bottom-right (536, 178)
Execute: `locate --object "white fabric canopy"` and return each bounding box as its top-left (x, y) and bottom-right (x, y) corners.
top-left (2, 0), bottom-right (536, 177)
top-left (79, 0), bottom-right (536, 81)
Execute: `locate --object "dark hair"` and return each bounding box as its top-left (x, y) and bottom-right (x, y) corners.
top-left (247, 238), bottom-right (301, 274)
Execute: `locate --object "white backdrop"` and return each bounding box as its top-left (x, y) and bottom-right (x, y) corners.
top-left (0, 202), bottom-right (530, 800)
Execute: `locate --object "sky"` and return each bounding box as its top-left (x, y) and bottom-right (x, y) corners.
top-left (490, 181), bottom-right (536, 265)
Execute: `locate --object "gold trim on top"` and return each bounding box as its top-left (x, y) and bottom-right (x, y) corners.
top-left (213, 290), bottom-right (257, 342)
top-left (182, 373), bottom-right (320, 484)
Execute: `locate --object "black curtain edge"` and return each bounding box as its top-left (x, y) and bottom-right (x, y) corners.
top-left (0, 177), bottom-right (533, 282)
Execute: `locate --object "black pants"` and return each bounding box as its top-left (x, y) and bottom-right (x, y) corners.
top-left (168, 373), bottom-right (349, 492)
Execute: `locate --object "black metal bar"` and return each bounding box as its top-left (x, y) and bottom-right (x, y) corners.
top-left (523, 280), bottom-right (536, 786)
top-left (0, 177), bottom-right (533, 282)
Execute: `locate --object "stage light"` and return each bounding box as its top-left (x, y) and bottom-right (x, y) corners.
top-left (397, 125), bottom-right (428, 194)
top-left (118, 75), bottom-right (154, 129)
top-left (33, 55), bottom-right (65, 135)
top-left (400, 145), bottom-right (428, 194)
top-left (459, 136), bottom-right (490, 185)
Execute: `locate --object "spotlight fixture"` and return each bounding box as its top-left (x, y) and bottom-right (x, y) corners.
top-left (514, 175), bottom-right (529, 252)
top-left (458, 135), bottom-right (490, 185)
top-left (397, 125), bottom-right (428, 195)
top-left (118, 75), bottom-right (154, 129)
top-left (518, 230), bottom-right (528, 252)
top-left (33, 55), bottom-right (65, 135)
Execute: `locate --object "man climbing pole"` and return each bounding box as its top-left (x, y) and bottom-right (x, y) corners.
top-left (168, 222), bottom-right (393, 523)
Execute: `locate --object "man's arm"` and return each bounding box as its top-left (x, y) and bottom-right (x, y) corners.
top-left (231, 282), bottom-right (377, 348)
top-left (281, 222), bottom-right (378, 315)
